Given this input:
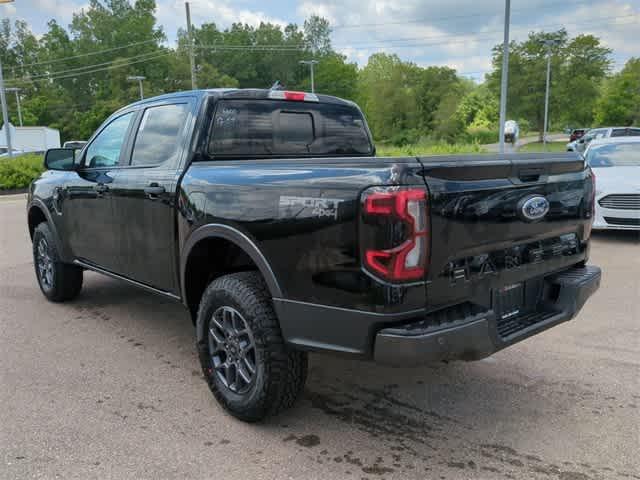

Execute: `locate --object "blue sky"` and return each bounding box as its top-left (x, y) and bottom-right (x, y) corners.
top-left (2, 0), bottom-right (639, 81)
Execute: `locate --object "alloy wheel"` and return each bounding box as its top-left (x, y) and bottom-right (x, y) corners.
top-left (208, 306), bottom-right (257, 394)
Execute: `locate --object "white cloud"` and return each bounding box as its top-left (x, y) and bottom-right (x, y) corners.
top-left (0, 4), bottom-right (17, 16)
top-left (302, 0), bottom-right (639, 77)
top-left (156, 0), bottom-right (289, 44)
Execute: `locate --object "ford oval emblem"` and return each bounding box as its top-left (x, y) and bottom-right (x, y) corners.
top-left (518, 195), bottom-right (550, 222)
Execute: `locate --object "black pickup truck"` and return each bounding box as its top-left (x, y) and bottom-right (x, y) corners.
top-left (28, 89), bottom-right (601, 421)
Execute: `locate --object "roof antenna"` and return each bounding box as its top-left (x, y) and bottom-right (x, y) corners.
top-left (270, 80), bottom-right (284, 91)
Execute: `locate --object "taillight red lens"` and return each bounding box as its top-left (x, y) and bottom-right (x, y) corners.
top-left (284, 91), bottom-right (306, 101)
top-left (362, 188), bottom-right (429, 282)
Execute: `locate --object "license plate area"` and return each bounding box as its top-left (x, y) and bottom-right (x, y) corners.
top-left (493, 283), bottom-right (524, 321)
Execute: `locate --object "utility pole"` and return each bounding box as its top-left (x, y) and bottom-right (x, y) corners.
top-left (5, 87), bottom-right (23, 126)
top-left (542, 39), bottom-right (557, 151)
top-left (0, 57), bottom-right (13, 158)
top-left (127, 75), bottom-right (146, 100)
top-left (497, 0), bottom-right (511, 154)
top-left (185, 2), bottom-right (197, 90)
top-left (299, 60), bottom-right (319, 93)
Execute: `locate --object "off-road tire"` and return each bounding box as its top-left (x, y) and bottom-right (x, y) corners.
top-left (196, 271), bottom-right (307, 422)
top-left (32, 222), bottom-right (83, 302)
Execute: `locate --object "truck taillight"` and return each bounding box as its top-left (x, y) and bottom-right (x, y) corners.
top-left (361, 187), bottom-right (429, 282)
top-left (268, 90), bottom-right (319, 102)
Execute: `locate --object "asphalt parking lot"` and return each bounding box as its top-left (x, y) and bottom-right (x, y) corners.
top-left (1, 194), bottom-right (639, 480)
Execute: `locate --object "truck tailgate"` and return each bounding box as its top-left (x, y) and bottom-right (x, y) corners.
top-left (419, 153), bottom-right (594, 311)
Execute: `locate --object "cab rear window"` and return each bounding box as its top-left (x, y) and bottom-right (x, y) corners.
top-left (208, 99), bottom-right (373, 157)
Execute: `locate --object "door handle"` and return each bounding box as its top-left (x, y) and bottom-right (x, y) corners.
top-left (144, 184), bottom-right (165, 196)
top-left (94, 183), bottom-right (109, 194)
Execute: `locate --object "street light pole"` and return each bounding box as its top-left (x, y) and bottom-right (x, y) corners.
top-left (299, 60), bottom-right (319, 93)
top-left (0, 56), bottom-right (13, 158)
top-left (542, 40), bottom-right (555, 150)
top-left (127, 75), bottom-right (146, 100)
top-left (5, 88), bottom-right (22, 126)
top-left (498, 0), bottom-right (511, 154)
top-left (185, 2), bottom-right (197, 90)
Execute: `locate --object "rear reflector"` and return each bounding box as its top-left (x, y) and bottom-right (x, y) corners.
top-left (269, 90), bottom-right (319, 102)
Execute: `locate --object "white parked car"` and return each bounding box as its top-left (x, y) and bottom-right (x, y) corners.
top-left (585, 137), bottom-right (640, 230)
top-left (574, 126), bottom-right (640, 154)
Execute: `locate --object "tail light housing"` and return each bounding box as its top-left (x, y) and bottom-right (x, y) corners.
top-left (361, 187), bottom-right (429, 283)
top-left (268, 90), bottom-right (319, 102)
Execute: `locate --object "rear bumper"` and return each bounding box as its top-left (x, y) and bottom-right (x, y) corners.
top-left (374, 265), bottom-right (601, 367)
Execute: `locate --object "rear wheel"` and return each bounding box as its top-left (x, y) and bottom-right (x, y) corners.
top-left (32, 222), bottom-right (83, 302)
top-left (196, 272), bottom-right (307, 422)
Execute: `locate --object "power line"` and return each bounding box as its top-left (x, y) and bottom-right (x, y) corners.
top-left (6, 50), bottom-right (169, 82)
top-left (332, 13), bottom-right (639, 47)
top-left (331, 0), bottom-right (595, 29)
top-left (193, 14), bottom-right (637, 53)
top-left (7, 51), bottom-right (172, 85)
top-left (15, 39), bottom-right (159, 69)
top-left (2, 8), bottom-right (632, 87)
top-left (196, 45), bottom-right (303, 51)
top-left (5, 11), bottom-right (632, 84)
top-left (7, 51), bottom-right (167, 82)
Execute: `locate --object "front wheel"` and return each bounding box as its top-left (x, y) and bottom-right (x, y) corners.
top-left (196, 272), bottom-right (307, 422)
top-left (32, 222), bottom-right (83, 302)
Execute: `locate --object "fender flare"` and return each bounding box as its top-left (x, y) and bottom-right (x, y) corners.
top-left (27, 199), bottom-right (71, 262)
top-left (180, 223), bottom-right (283, 302)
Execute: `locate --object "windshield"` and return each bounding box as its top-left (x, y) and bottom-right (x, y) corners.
top-left (586, 142), bottom-right (640, 167)
top-left (208, 99), bottom-right (373, 157)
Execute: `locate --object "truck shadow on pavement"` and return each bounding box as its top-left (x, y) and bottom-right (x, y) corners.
top-left (68, 273), bottom-right (637, 480)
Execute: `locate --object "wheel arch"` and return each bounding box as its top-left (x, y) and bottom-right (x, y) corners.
top-left (180, 224), bottom-right (283, 319)
top-left (27, 203), bottom-right (48, 240)
top-left (27, 200), bottom-right (69, 260)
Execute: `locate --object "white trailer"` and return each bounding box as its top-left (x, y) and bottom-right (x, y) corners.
top-left (0, 124), bottom-right (61, 153)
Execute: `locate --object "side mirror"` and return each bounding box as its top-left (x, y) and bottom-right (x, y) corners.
top-left (44, 148), bottom-right (77, 171)
top-left (578, 138), bottom-right (585, 144)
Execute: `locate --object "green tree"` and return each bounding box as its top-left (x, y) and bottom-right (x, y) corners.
top-left (303, 15), bottom-right (332, 56)
top-left (488, 30), bottom-right (611, 138)
top-left (594, 58), bottom-right (640, 126)
top-left (455, 84), bottom-right (499, 130)
top-left (357, 53), bottom-right (422, 142)
top-left (298, 53), bottom-right (358, 100)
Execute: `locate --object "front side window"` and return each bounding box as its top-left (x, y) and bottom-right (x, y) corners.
top-left (84, 112), bottom-right (134, 168)
top-left (131, 104), bottom-right (190, 166)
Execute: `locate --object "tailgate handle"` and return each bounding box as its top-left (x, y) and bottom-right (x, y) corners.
top-left (518, 167), bottom-right (544, 182)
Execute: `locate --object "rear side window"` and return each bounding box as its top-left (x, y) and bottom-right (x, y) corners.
top-left (208, 99), bottom-right (372, 157)
top-left (131, 103), bottom-right (190, 166)
top-left (611, 128), bottom-right (640, 138)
